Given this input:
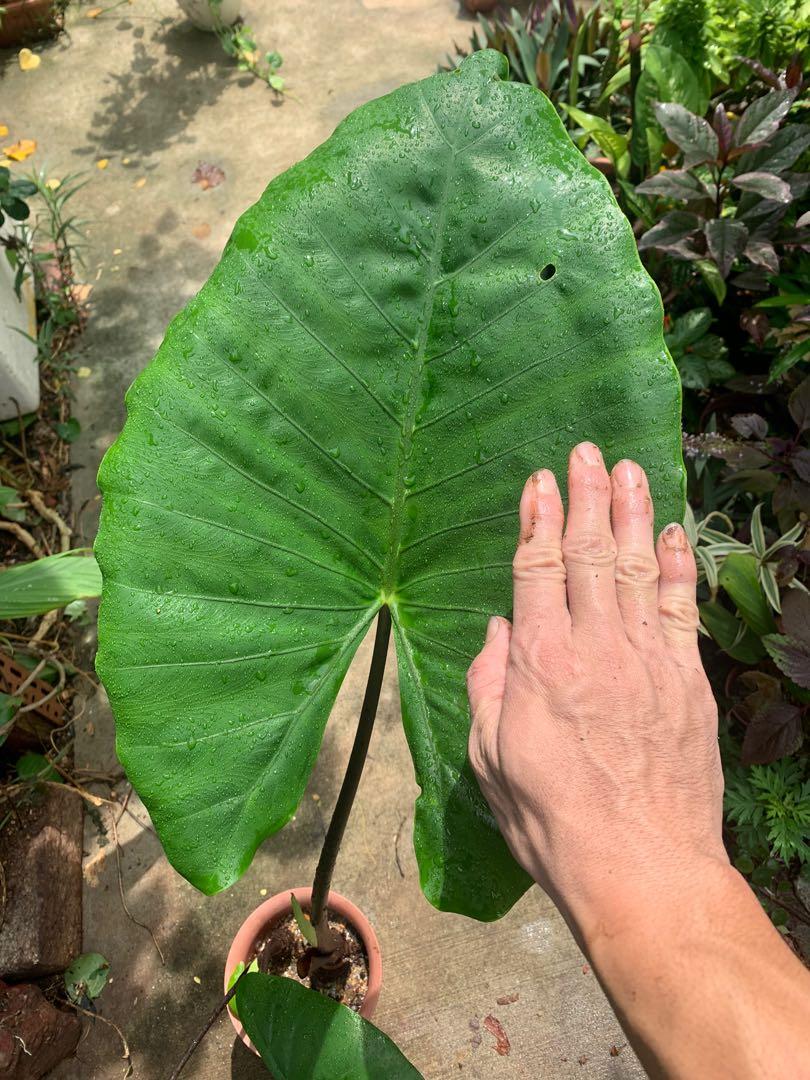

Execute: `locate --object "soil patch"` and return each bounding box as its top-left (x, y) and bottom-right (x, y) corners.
top-left (255, 911), bottom-right (369, 1011)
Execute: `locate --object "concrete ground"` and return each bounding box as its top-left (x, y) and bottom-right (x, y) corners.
top-left (2, 2), bottom-right (644, 1076)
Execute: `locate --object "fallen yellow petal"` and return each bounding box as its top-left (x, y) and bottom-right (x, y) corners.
top-left (96, 158), bottom-right (109, 170)
top-left (3, 139), bottom-right (37, 162)
top-left (134, 177), bottom-right (146, 188)
top-left (18, 48), bottom-right (41, 71)
top-left (86, 6), bottom-right (103, 16)
top-left (46, 177), bottom-right (61, 189)
top-left (0, 126), bottom-right (8, 138)
top-left (113, 248), bottom-right (122, 255)
top-left (77, 367), bottom-right (92, 378)
top-left (121, 156), bottom-right (131, 165)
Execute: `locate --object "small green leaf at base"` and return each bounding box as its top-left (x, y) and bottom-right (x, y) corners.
top-left (290, 893), bottom-right (319, 947)
top-left (64, 952), bottom-right (109, 1003)
top-left (236, 972), bottom-right (424, 1079)
top-left (226, 958), bottom-right (259, 1021)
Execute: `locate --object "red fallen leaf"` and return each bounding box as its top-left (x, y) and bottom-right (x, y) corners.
top-left (496, 992), bottom-right (519, 1005)
top-left (483, 1014), bottom-right (510, 1056)
top-left (192, 162), bottom-right (225, 190)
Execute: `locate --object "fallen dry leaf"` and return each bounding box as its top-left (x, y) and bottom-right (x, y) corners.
top-left (18, 48), bottom-right (41, 71)
top-left (483, 1015), bottom-right (510, 1056)
top-left (3, 139), bottom-right (37, 162)
top-left (496, 993), bottom-right (519, 1006)
top-left (86, 6), bottom-right (103, 16)
top-left (192, 222), bottom-right (211, 240)
top-left (192, 161), bottom-right (225, 191)
top-left (134, 177), bottom-right (147, 188)
top-left (96, 158), bottom-right (109, 170)
top-left (0, 125), bottom-right (8, 138)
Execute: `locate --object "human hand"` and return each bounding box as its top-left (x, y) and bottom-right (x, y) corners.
top-left (467, 442), bottom-right (728, 943)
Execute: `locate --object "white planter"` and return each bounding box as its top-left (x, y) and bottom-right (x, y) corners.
top-left (0, 229), bottom-right (39, 422)
top-left (177, 0), bottom-right (240, 30)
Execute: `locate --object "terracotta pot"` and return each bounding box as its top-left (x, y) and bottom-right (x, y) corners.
top-left (224, 887), bottom-right (383, 1055)
top-left (0, 0), bottom-right (60, 48)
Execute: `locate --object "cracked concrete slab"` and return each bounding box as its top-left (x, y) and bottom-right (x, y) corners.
top-left (2, 2), bottom-right (644, 1075)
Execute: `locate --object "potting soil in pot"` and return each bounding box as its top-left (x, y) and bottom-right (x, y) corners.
top-left (255, 912), bottom-right (369, 1011)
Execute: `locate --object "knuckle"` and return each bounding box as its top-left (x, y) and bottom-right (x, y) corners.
top-left (659, 594), bottom-right (699, 634)
top-left (513, 542), bottom-right (567, 582)
top-left (562, 531), bottom-right (617, 566)
top-left (615, 551), bottom-right (660, 588)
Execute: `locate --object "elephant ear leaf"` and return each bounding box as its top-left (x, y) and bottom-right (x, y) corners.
top-left (95, 50), bottom-right (683, 916)
top-left (236, 973), bottom-right (423, 1079)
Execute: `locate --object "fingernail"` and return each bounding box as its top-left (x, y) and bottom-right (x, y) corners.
top-left (532, 468), bottom-right (557, 493)
top-left (575, 442), bottom-right (602, 466)
top-left (486, 616), bottom-right (500, 643)
top-left (662, 523), bottom-right (687, 551)
top-left (613, 459), bottom-right (643, 487)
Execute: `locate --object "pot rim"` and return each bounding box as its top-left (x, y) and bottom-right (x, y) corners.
top-left (223, 886), bottom-right (382, 1054)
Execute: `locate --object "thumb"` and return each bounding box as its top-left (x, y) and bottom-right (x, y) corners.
top-left (466, 616), bottom-right (511, 730)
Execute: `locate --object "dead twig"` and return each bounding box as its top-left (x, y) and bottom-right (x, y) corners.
top-left (394, 814), bottom-right (407, 879)
top-left (109, 801), bottom-right (166, 965)
top-left (31, 610), bottom-right (60, 644)
top-left (17, 656), bottom-right (65, 715)
top-left (67, 1003), bottom-right (132, 1079)
top-left (25, 489), bottom-right (72, 552)
top-left (0, 521), bottom-right (45, 559)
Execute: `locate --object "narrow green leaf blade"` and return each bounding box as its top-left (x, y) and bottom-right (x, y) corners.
top-left (0, 551), bottom-right (102, 618)
top-left (95, 51), bottom-right (684, 916)
top-left (236, 973), bottom-right (423, 1080)
top-left (717, 552), bottom-right (777, 638)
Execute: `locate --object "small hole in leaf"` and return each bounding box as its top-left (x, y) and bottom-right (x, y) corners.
top-left (540, 264), bottom-right (556, 281)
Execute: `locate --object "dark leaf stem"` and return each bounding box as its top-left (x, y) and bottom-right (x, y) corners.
top-left (310, 605), bottom-right (391, 942)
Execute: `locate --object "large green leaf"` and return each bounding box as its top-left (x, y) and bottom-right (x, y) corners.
top-left (95, 51), bottom-right (684, 916)
top-left (236, 973), bottom-right (423, 1080)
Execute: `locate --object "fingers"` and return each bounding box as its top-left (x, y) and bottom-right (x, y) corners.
top-left (562, 443), bottom-right (621, 634)
top-left (656, 523), bottom-right (701, 662)
top-left (610, 460), bottom-right (661, 648)
top-left (467, 615), bottom-right (512, 732)
top-left (512, 469), bottom-right (571, 641)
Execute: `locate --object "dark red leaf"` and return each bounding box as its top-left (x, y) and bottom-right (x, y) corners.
top-left (789, 378), bottom-right (810, 431)
top-left (791, 447), bottom-right (810, 483)
top-left (496, 992), bottom-right (519, 1005)
top-left (730, 412), bottom-right (768, 438)
top-left (780, 590), bottom-right (810, 644)
top-left (763, 633), bottom-right (810, 688)
top-left (191, 162), bottom-right (226, 190)
top-left (713, 103), bottom-right (733, 159)
top-left (739, 312), bottom-right (770, 347)
top-left (483, 1015), bottom-right (510, 1056)
top-left (741, 700), bottom-right (803, 764)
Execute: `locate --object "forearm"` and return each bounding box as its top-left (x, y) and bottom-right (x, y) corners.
top-left (577, 862), bottom-right (810, 1079)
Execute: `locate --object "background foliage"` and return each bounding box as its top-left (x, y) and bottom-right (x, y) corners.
top-left (453, 0), bottom-right (810, 939)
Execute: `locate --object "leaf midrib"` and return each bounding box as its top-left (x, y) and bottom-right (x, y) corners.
top-left (382, 108), bottom-right (458, 598)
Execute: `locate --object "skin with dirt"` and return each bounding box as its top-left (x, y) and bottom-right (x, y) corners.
top-left (255, 911), bottom-right (369, 1011)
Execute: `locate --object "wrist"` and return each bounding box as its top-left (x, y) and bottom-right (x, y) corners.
top-left (570, 851), bottom-right (738, 959)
